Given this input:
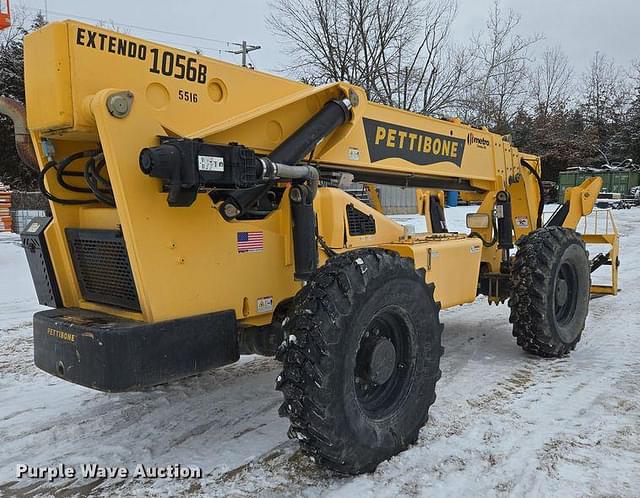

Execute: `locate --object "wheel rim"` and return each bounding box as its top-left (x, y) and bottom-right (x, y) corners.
top-left (554, 261), bottom-right (579, 336)
top-left (354, 307), bottom-right (413, 420)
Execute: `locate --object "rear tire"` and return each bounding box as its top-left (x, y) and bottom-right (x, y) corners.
top-left (276, 248), bottom-right (443, 474)
top-left (509, 227), bottom-right (590, 357)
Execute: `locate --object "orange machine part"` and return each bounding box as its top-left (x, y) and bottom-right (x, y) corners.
top-left (0, 183), bottom-right (12, 232)
top-left (0, 0), bottom-right (11, 30)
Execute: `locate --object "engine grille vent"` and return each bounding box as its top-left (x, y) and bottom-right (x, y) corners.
top-left (66, 229), bottom-right (141, 311)
top-left (346, 204), bottom-right (376, 236)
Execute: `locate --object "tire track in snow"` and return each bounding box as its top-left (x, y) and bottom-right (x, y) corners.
top-left (0, 323), bottom-right (35, 381)
top-left (0, 356), bottom-right (290, 497)
top-left (1, 210), bottom-right (639, 497)
top-left (200, 290), bottom-right (639, 497)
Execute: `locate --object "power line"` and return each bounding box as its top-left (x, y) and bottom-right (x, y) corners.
top-left (226, 41), bottom-right (261, 68)
top-left (23, 6), bottom-right (239, 47)
top-left (23, 5), bottom-right (262, 65)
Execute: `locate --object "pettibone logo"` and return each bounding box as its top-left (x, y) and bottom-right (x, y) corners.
top-left (47, 327), bottom-right (76, 343)
top-left (363, 118), bottom-right (465, 167)
top-left (467, 132), bottom-right (491, 148)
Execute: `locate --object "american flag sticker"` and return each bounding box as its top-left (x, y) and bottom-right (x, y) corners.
top-left (237, 231), bottom-right (264, 253)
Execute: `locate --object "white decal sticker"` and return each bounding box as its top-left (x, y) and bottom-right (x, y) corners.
top-left (257, 296), bottom-right (273, 313)
top-left (470, 245), bottom-right (481, 254)
top-left (26, 222), bottom-right (41, 233)
top-left (515, 216), bottom-right (529, 228)
top-left (198, 155), bottom-right (224, 172)
top-left (348, 147), bottom-right (360, 160)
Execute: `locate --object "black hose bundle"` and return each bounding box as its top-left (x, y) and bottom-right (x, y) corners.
top-left (520, 159), bottom-right (544, 229)
top-left (84, 153), bottom-right (115, 206)
top-left (39, 149), bottom-right (115, 207)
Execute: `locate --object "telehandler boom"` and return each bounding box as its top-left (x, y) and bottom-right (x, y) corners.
top-left (3, 21), bottom-right (618, 474)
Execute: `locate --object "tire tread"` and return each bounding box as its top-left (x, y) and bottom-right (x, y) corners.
top-left (276, 248), bottom-right (443, 473)
top-left (508, 226), bottom-right (589, 357)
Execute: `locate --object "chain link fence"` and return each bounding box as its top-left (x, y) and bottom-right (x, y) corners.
top-left (11, 209), bottom-right (46, 233)
top-left (10, 192), bottom-right (48, 234)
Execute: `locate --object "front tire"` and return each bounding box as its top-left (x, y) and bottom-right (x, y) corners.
top-left (509, 227), bottom-right (590, 357)
top-left (276, 248), bottom-right (443, 474)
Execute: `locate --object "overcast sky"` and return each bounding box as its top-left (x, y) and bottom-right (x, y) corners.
top-left (16, 0), bottom-right (639, 79)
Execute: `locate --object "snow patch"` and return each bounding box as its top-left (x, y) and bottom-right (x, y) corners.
top-left (1, 208), bottom-right (639, 497)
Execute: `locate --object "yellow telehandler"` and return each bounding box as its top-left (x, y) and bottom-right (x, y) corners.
top-left (0, 21), bottom-right (619, 474)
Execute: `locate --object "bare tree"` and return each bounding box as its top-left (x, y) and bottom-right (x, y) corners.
top-left (268, 0), bottom-right (399, 85)
top-left (581, 51), bottom-right (627, 125)
top-left (267, 0), bottom-right (469, 115)
top-left (578, 52), bottom-right (634, 160)
top-left (530, 45), bottom-right (573, 118)
top-left (96, 19), bottom-right (131, 34)
top-left (0, 5), bottom-right (29, 49)
top-left (369, 0), bottom-right (470, 115)
top-left (460, 0), bottom-right (542, 130)
top-left (632, 58), bottom-right (640, 88)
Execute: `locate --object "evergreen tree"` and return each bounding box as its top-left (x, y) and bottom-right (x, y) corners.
top-left (624, 95), bottom-right (640, 161)
top-left (0, 12), bottom-right (46, 190)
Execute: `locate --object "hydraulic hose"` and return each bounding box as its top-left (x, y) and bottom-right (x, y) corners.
top-left (39, 160), bottom-right (99, 205)
top-left (261, 97), bottom-right (352, 280)
top-left (57, 152), bottom-right (95, 194)
top-left (521, 159), bottom-right (544, 229)
top-left (269, 98), bottom-right (352, 166)
top-left (259, 158), bottom-right (319, 198)
top-left (39, 149), bottom-right (115, 206)
top-left (470, 212), bottom-right (498, 248)
top-left (84, 153), bottom-right (115, 206)
top-left (262, 97), bottom-right (351, 202)
top-left (258, 158), bottom-right (320, 280)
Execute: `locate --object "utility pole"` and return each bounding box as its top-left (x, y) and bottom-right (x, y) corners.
top-left (227, 41), bottom-right (261, 68)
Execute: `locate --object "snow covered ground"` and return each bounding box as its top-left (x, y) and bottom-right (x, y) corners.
top-left (0, 206), bottom-right (638, 497)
